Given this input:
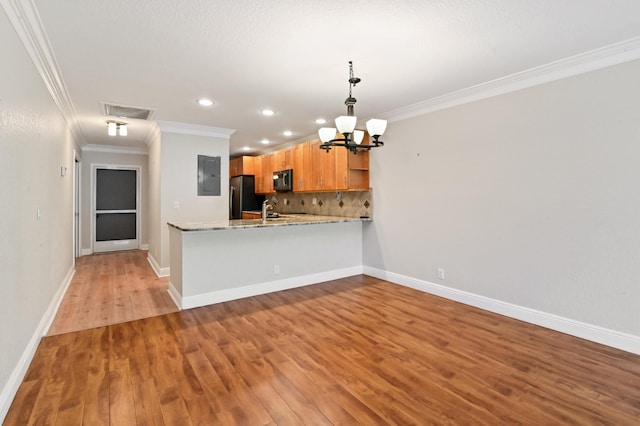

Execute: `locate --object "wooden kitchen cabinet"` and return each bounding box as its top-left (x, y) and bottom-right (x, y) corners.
top-left (275, 147), bottom-right (293, 170)
top-left (257, 153), bottom-right (275, 194)
top-left (253, 155), bottom-right (263, 193)
top-left (308, 134), bottom-right (370, 192)
top-left (241, 212), bottom-right (261, 219)
top-left (229, 156), bottom-right (256, 177)
top-left (347, 148), bottom-right (370, 190)
top-left (309, 139), bottom-right (337, 191)
top-left (250, 134), bottom-right (369, 194)
top-left (293, 142), bottom-right (310, 191)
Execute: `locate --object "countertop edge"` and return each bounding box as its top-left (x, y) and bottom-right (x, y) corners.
top-left (168, 215), bottom-right (372, 232)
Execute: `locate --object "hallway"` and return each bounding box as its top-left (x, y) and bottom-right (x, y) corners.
top-left (48, 250), bottom-right (178, 335)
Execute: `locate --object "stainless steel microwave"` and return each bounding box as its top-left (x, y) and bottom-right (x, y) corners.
top-left (273, 169), bottom-right (293, 192)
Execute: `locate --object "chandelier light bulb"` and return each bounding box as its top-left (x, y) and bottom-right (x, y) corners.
top-left (119, 124), bottom-right (127, 136)
top-left (107, 122), bottom-right (117, 136)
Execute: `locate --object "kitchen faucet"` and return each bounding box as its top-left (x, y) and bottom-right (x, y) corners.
top-left (262, 200), bottom-right (273, 223)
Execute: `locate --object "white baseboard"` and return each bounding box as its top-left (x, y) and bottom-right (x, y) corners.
top-left (364, 266), bottom-right (640, 356)
top-left (139, 243), bottom-right (149, 251)
top-left (167, 282), bottom-right (182, 309)
top-left (0, 264), bottom-right (75, 422)
top-left (81, 248), bottom-right (92, 256)
top-left (146, 253), bottom-right (169, 277)
top-left (181, 266), bottom-right (363, 310)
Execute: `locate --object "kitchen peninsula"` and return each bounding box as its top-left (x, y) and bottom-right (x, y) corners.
top-left (168, 215), bottom-right (370, 309)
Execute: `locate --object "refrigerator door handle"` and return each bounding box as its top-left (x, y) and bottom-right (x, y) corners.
top-left (229, 185), bottom-right (235, 218)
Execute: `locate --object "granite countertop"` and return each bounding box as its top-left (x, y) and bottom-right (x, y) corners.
top-left (168, 214), bottom-right (371, 232)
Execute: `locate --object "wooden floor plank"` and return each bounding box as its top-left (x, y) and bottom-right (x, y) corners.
top-left (6, 254), bottom-right (640, 425)
top-left (47, 250), bottom-right (178, 336)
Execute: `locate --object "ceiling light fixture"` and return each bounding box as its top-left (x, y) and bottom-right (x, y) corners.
top-left (198, 99), bottom-right (214, 106)
top-left (107, 121), bottom-right (117, 136)
top-left (106, 120), bottom-right (128, 137)
top-left (261, 109), bottom-right (275, 116)
top-left (315, 118), bottom-right (326, 124)
top-left (283, 130), bottom-right (293, 137)
top-left (318, 61), bottom-right (387, 154)
top-left (261, 139), bottom-right (270, 145)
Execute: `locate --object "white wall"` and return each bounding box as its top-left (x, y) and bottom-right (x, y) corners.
top-left (79, 149), bottom-right (149, 253)
top-left (364, 59), bottom-right (640, 340)
top-left (148, 127), bottom-right (230, 274)
top-left (0, 8), bottom-right (76, 419)
top-left (148, 129), bottom-right (162, 271)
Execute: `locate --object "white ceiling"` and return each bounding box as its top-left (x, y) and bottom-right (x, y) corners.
top-left (21, 0), bottom-right (640, 155)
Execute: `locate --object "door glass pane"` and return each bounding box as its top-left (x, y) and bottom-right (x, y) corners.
top-left (96, 169), bottom-right (136, 210)
top-left (96, 213), bottom-right (136, 241)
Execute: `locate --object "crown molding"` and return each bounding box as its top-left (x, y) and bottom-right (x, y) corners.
top-left (156, 120), bottom-right (236, 139)
top-left (82, 144), bottom-right (148, 156)
top-left (379, 36), bottom-right (640, 123)
top-left (1, 0), bottom-right (86, 145)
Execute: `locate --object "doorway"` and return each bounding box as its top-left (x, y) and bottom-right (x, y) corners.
top-left (93, 166), bottom-right (140, 253)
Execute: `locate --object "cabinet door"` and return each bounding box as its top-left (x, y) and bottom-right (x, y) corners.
top-left (276, 148), bottom-right (293, 170)
top-left (321, 147), bottom-right (337, 189)
top-left (293, 142), bottom-right (310, 191)
top-left (254, 156), bottom-right (263, 193)
top-left (309, 140), bottom-right (324, 191)
top-left (309, 140), bottom-right (339, 191)
top-left (262, 153), bottom-right (275, 193)
top-left (230, 157), bottom-right (241, 178)
top-left (335, 147), bottom-right (349, 190)
top-left (241, 156), bottom-right (256, 175)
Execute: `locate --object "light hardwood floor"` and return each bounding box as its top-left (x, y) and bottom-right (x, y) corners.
top-left (6, 270), bottom-right (640, 424)
top-left (48, 250), bottom-right (178, 335)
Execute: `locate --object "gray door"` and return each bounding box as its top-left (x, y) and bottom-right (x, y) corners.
top-left (94, 167), bottom-right (139, 253)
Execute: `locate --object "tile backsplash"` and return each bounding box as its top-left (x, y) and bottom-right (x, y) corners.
top-left (267, 190), bottom-right (372, 218)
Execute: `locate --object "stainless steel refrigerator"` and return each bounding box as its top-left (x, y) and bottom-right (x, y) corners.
top-left (229, 175), bottom-right (263, 219)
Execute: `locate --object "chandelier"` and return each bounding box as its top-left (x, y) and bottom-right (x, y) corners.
top-left (319, 61), bottom-right (387, 154)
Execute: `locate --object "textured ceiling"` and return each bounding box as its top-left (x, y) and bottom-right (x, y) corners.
top-left (26, 0), bottom-right (640, 155)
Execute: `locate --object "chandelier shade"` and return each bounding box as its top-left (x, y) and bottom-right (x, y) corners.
top-left (366, 119), bottom-right (387, 137)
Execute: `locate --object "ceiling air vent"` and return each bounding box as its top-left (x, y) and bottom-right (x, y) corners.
top-left (103, 102), bottom-right (156, 120)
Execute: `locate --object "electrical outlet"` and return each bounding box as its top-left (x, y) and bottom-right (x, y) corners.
top-left (438, 268), bottom-right (445, 280)
top-left (274, 265), bottom-right (280, 275)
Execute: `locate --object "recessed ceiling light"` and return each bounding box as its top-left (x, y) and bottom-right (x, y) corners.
top-left (261, 109), bottom-right (275, 116)
top-left (198, 99), bottom-right (214, 106)
top-left (242, 146), bottom-right (251, 151)
top-left (315, 118), bottom-right (326, 124)
top-left (283, 130), bottom-right (293, 137)
top-left (261, 139), bottom-right (270, 145)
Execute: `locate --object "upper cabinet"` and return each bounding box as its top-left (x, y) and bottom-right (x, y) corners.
top-left (240, 133), bottom-right (370, 194)
top-left (229, 156), bottom-right (256, 177)
top-left (309, 139), bottom-right (337, 191)
top-left (256, 153), bottom-right (275, 194)
top-left (275, 147), bottom-right (293, 171)
top-left (293, 142), bottom-right (310, 192)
